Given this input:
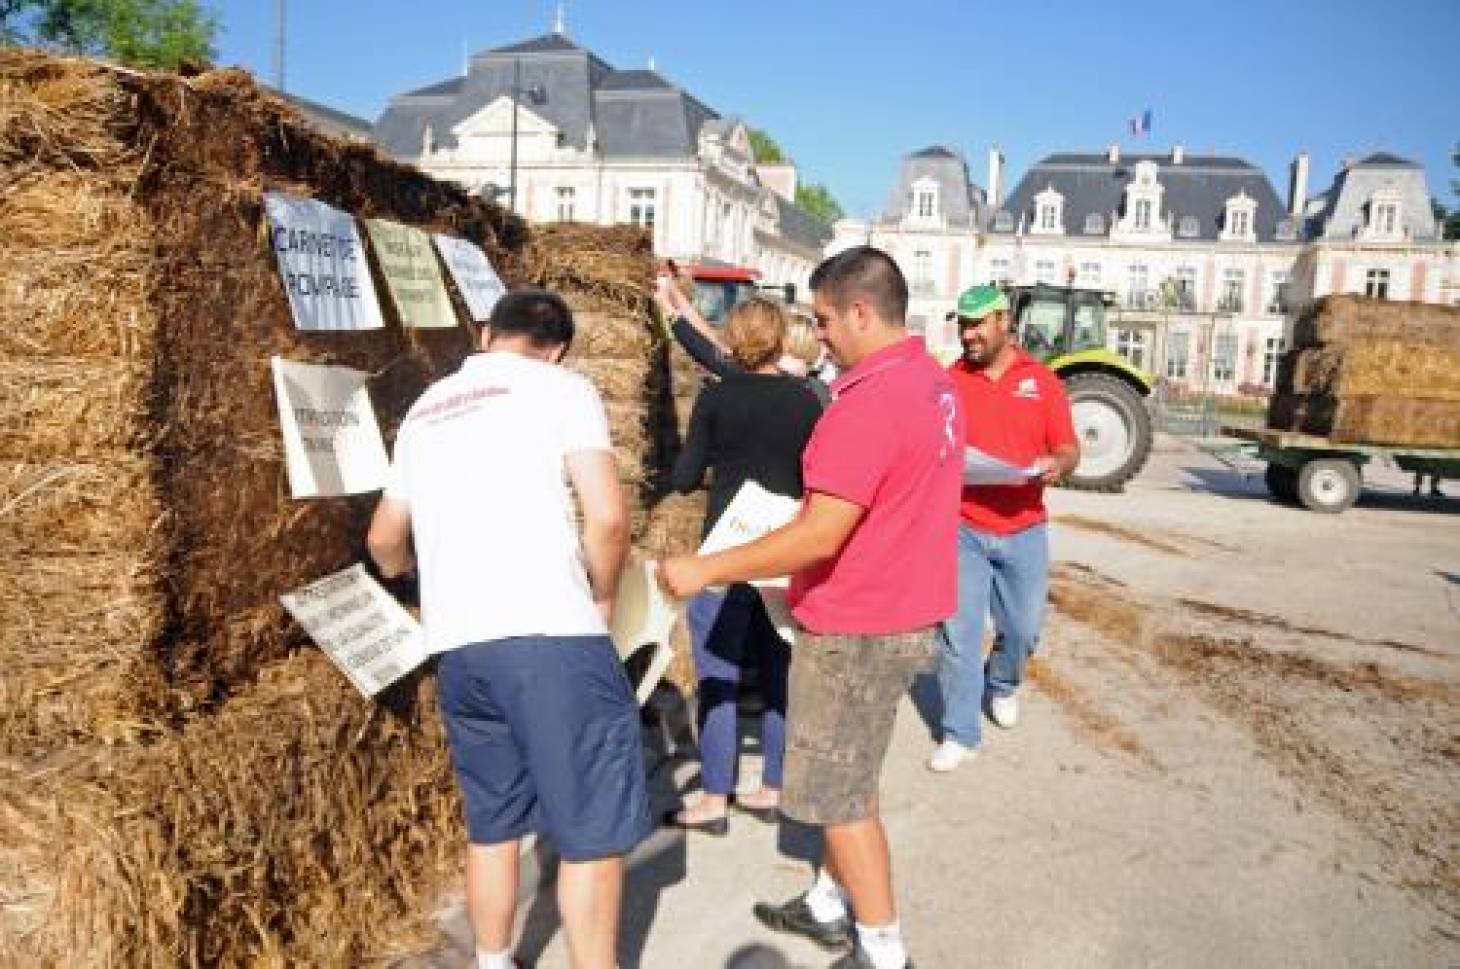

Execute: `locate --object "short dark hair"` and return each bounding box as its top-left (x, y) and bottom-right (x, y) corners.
top-left (809, 246), bottom-right (908, 324)
top-left (486, 288), bottom-right (575, 350)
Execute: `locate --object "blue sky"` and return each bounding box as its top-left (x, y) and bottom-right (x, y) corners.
top-left (213, 0), bottom-right (1459, 219)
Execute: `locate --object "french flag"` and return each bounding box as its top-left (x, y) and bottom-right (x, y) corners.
top-left (1128, 109), bottom-right (1153, 138)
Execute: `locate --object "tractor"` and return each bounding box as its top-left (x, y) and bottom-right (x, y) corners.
top-left (1006, 283), bottom-right (1155, 491)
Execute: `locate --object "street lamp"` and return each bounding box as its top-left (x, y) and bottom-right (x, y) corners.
top-left (507, 57), bottom-right (546, 216)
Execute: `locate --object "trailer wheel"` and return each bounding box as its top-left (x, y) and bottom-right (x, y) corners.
top-left (1296, 458), bottom-right (1360, 514)
top-left (1264, 464), bottom-right (1299, 503)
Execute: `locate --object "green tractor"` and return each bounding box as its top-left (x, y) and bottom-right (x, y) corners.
top-left (1006, 283), bottom-right (1155, 491)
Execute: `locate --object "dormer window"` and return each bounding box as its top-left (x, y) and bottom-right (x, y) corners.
top-left (910, 177), bottom-right (939, 222)
top-left (1032, 185), bottom-right (1064, 235)
top-left (993, 210), bottom-right (1014, 232)
top-left (1365, 189), bottom-right (1402, 240)
top-left (1221, 189), bottom-right (1258, 242)
top-left (1083, 213), bottom-right (1105, 235)
top-left (1115, 161), bottom-right (1166, 238)
top-left (1177, 216), bottom-right (1200, 238)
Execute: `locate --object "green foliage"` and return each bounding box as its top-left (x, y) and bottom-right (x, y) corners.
top-left (796, 182), bottom-right (844, 225)
top-left (1, 0), bottom-right (216, 69)
top-left (747, 127), bottom-right (785, 164)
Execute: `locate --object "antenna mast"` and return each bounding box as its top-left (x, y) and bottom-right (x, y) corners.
top-left (271, 0), bottom-right (286, 90)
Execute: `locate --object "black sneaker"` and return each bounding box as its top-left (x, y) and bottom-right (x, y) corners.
top-left (751, 893), bottom-right (852, 951)
top-left (828, 944), bottom-right (914, 968)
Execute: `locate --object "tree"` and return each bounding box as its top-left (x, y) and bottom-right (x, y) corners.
top-left (796, 182), bottom-right (844, 225)
top-left (1447, 142), bottom-right (1460, 240)
top-left (747, 127), bottom-right (785, 164)
top-left (1, 0), bottom-right (216, 70)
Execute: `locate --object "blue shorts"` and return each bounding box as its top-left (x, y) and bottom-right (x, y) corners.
top-left (437, 634), bottom-right (652, 862)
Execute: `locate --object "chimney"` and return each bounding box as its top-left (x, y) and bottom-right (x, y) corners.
top-left (1289, 151), bottom-right (1309, 217)
top-left (755, 162), bottom-right (798, 203)
top-left (987, 145), bottom-right (1005, 209)
top-left (1107, 143), bottom-right (1120, 164)
top-left (1172, 144), bottom-right (1185, 165)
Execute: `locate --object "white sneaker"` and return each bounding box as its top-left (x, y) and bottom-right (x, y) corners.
top-left (988, 694), bottom-right (1019, 729)
top-left (927, 739), bottom-right (976, 772)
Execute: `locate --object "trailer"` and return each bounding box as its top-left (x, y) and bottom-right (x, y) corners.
top-left (1207, 427), bottom-right (1460, 514)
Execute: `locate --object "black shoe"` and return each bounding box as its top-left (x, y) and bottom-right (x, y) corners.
top-left (661, 808), bottom-right (728, 836)
top-left (729, 797), bottom-right (779, 823)
top-left (829, 944), bottom-right (914, 968)
top-left (752, 893), bottom-right (852, 951)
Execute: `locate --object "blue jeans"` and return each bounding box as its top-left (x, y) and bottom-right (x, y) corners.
top-left (936, 522), bottom-right (1050, 748)
top-left (687, 584), bottom-right (790, 795)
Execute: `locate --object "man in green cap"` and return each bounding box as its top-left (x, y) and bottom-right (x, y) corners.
top-left (928, 283), bottom-right (1080, 772)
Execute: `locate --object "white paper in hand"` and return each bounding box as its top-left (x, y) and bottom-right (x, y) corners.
top-left (609, 557), bottom-right (680, 705)
top-left (697, 481), bottom-right (802, 588)
top-left (963, 445), bottom-right (1041, 487)
top-left (280, 564), bottom-right (427, 698)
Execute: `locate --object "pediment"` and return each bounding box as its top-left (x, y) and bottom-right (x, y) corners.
top-left (452, 95), bottom-right (559, 139)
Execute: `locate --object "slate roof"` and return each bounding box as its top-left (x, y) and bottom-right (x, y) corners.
top-left (991, 151), bottom-right (1293, 242)
top-left (272, 90), bottom-right (374, 143)
top-left (772, 195), bottom-right (833, 250)
top-left (880, 145), bottom-right (986, 228)
top-left (1303, 152), bottom-right (1438, 241)
top-left (1353, 151), bottom-right (1419, 168)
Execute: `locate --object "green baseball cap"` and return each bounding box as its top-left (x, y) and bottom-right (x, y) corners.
top-left (947, 284), bottom-right (1009, 321)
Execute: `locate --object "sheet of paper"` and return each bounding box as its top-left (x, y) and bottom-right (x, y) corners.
top-left (609, 557), bottom-right (680, 706)
top-left (963, 445), bottom-right (1041, 487)
top-left (264, 192), bottom-right (385, 331)
top-left (280, 564), bottom-right (427, 698)
top-left (271, 356), bottom-right (390, 498)
top-left (363, 218), bottom-right (457, 328)
top-left (433, 233), bottom-right (506, 321)
top-left (698, 481), bottom-right (802, 588)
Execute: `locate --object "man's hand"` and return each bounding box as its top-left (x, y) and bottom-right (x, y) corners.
top-left (1033, 454), bottom-right (1064, 485)
top-left (657, 555), bottom-right (713, 600)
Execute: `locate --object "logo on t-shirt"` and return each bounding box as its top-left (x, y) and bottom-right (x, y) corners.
top-left (1013, 377), bottom-right (1041, 400)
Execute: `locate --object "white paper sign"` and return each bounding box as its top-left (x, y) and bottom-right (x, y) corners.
top-left (280, 564), bottom-right (427, 698)
top-left (433, 234), bottom-right (506, 321)
top-left (271, 356), bottom-right (389, 498)
top-left (610, 557), bottom-right (680, 705)
top-left (963, 445), bottom-right (1041, 487)
top-left (265, 192), bottom-right (385, 331)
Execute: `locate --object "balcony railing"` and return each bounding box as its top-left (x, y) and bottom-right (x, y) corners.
top-left (1216, 295), bottom-right (1244, 314)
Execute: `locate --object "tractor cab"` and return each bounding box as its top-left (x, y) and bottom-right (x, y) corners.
top-left (678, 262), bottom-right (799, 325)
top-left (1009, 283), bottom-right (1112, 358)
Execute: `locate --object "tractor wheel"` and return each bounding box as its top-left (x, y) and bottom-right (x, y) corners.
top-left (1264, 464), bottom-right (1299, 503)
top-left (1062, 372), bottom-right (1153, 492)
top-left (1296, 458), bottom-right (1361, 514)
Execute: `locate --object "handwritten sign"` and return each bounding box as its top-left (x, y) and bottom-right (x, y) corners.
top-left (264, 192), bottom-right (385, 331)
top-left (270, 356), bottom-right (389, 498)
top-left (363, 218), bottom-right (457, 328)
top-left (280, 565), bottom-right (426, 698)
top-left (433, 234), bottom-right (506, 321)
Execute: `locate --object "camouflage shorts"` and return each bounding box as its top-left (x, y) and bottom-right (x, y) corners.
top-left (781, 627), bottom-right (937, 826)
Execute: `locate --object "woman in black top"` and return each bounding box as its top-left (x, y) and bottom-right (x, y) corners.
top-left (663, 296), bottom-right (823, 833)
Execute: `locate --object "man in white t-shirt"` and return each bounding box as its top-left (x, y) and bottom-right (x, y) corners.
top-left (367, 288), bottom-right (649, 969)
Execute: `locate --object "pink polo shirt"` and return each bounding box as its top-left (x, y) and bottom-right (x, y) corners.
top-left (787, 337), bottom-right (964, 635)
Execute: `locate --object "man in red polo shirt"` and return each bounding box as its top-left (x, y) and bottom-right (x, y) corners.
top-left (659, 246), bottom-right (962, 969)
top-left (927, 284), bottom-right (1080, 773)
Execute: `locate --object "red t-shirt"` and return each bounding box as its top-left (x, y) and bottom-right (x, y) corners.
top-left (787, 337), bottom-right (964, 635)
top-left (949, 349), bottom-right (1077, 535)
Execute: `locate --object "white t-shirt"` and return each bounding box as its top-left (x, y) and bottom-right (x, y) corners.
top-left (385, 351), bottom-right (612, 654)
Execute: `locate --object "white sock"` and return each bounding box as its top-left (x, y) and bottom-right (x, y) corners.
top-left (476, 948), bottom-right (513, 969)
top-left (856, 920), bottom-right (907, 969)
top-left (804, 868), bottom-right (849, 922)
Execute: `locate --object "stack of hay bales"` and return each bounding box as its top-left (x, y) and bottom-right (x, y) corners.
top-left (1268, 295), bottom-right (1460, 447)
top-left (0, 51), bottom-right (667, 966)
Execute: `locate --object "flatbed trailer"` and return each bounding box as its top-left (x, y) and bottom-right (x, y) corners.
top-left (1207, 427), bottom-right (1460, 513)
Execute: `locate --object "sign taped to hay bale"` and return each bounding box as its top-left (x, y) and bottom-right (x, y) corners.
top-left (363, 218), bottom-right (457, 328)
top-left (280, 564), bottom-right (426, 697)
top-left (265, 192), bottom-right (385, 331)
top-left (434, 233), bottom-right (506, 321)
top-left (270, 356), bottom-right (389, 497)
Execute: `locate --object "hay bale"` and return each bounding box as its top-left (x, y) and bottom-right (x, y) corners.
top-left (1269, 392), bottom-right (1460, 448)
top-left (1, 49), bottom-right (669, 965)
top-left (1, 652), bottom-right (460, 968)
top-left (1287, 343), bottom-right (1460, 402)
top-left (1290, 295), bottom-right (1460, 350)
